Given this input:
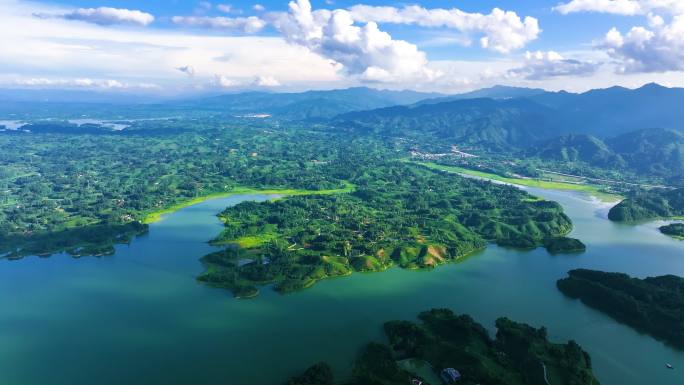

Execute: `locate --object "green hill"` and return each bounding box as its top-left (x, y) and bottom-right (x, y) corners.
top-left (286, 308), bottom-right (600, 385)
top-left (527, 128), bottom-right (684, 183)
top-left (335, 98), bottom-right (557, 150)
top-left (608, 188), bottom-right (684, 221)
top-left (530, 83), bottom-right (684, 137)
top-left (558, 269), bottom-right (684, 348)
top-left (528, 133), bottom-right (624, 167)
top-left (606, 128), bottom-right (684, 178)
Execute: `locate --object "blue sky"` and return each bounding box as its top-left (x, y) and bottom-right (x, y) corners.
top-left (1, 0), bottom-right (682, 94)
top-left (49, 0), bottom-right (639, 55)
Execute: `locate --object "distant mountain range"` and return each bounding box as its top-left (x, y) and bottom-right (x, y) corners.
top-left (528, 128), bottom-right (684, 180)
top-left (414, 85), bottom-right (547, 106)
top-left (0, 87), bottom-right (442, 120)
top-left (175, 87), bottom-right (442, 119)
top-left (3, 83), bottom-right (684, 183)
top-left (326, 83), bottom-right (684, 182)
top-left (334, 97), bottom-right (557, 150)
top-left (529, 83), bottom-right (684, 137)
top-left (4, 83), bottom-right (684, 130)
top-left (333, 83), bottom-right (684, 144)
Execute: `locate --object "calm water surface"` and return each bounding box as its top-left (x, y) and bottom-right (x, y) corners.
top-left (0, 190), bottom-right (683, 385)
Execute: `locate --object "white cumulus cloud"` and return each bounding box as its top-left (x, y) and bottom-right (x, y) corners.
top-left (217, 4), bottom-right (233, 14)
top-left (599, 16), bottom-right (684, 72)
top-left (41, 7), bottom-right (155, 26)
top-left (211, 74), bottom-right (281, 88)
top-left (213, 74), bottom-right (239, 88)
top-left (556, 0), bottom-right (684, 74)
top-left (348, 5), bottom-right (540, 53)
top-left (171, 15), bottom-right (266, 33)
top-left (13, 77), bottom-right (159, 90)
top-left (508, 50), bottom-right (600, 79)
top-left (253, 75), bottom-right (281, 86)
top-left (269, 0), bottom-right (440, 83)
top-left (554, 0), bottom-right (684, 16)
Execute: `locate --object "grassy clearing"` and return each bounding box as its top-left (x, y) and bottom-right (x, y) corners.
top-left (142, 181), bottom-right (355, 224)
top-left (227, 234), bottom-right (278, 248)
top-left (411, 161), bottom-right (621, 202)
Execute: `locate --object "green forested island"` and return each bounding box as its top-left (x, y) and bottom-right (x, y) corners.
top-left (544, 237), bottom-right (586, 254)
top-left (0, 120), bottom-right (358, 259)
top-left (557, 269), bottom-right (684, 348)
top-left (285, 308), bottom-right (600, 385)
top-left (199, 163), bottom-right (575, 297)
top-left (660, 223), bottom-right (684, 239)
top-left (608, 188), bottom-right (684, 222)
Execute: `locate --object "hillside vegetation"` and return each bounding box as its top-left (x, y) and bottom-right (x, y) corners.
top-left (286, 308), bottom-right (600, 385)
top-left (200, 163), bottom-right (576, 297)
top-left (335, 98), bottom-right (556, 150)
top-left (557, 269), bottom-right (684, 348)
top-left (529, 128), bottom-right (684, 184)
top-left (608, 188), bottom-right (684, 221)
top-left (659, 223), bottom-right (684, 239)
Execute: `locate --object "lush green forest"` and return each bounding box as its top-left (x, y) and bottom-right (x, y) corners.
top-left (199, 163), bottom-right (576, 297)
top-left (557, 269), bottom-right (684, 348)
top-left (526, 128), bottom-right (684, 185)
top-left (4, 83), bottom-right (683, 262)
top-left (0, 119), bottom-right (358, 258)
top-left (0, 114), bottom-right (581, 278)
top-left (660, 223), bottom-right (684, 239)
top-left (285, 308), bottom-right (600, 385)
top-left (608, 188), bottom-right (684, 221)
top-left (332, 84), bottom-right (684, 186)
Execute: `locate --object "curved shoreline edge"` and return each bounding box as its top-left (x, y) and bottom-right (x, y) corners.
top-left (410, 160), bottom-right (623, 203)
top-left (142, 182), bottom-right (356, 224)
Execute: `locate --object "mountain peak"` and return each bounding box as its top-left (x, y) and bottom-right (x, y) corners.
top-left (637, 82), bottom-right (667, 91)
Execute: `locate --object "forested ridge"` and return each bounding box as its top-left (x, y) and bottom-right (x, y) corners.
top-left (660, 223), bottom-right (684, 239)
top-left (608, 188), bottom-right (684, 221)
top-left (557, 269), bottom-right (684, 348)
top-left (0, 120), bottom-right (355, 258)
top-left (200, 162), bottom-right (576, 297)
top-left (285, 308), bottom-right (600, 385)
top-left (1, 116), bottom-right (581, 267)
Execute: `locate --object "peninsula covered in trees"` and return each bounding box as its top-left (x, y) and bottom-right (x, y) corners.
top-left (0, 120), bottom-right (358, 259)
top-left (660, 223), bottom-right (684, 239)
top-left (199, 163), bottom-right (576, 297)
top-left (284, 308), bottom-right (600, 385)
top-left (608, 188), bottom-right (684, 222)
top-left (557, 269), bottom-right (684, 348)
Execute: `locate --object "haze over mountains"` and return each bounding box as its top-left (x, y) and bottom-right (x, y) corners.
top-left (529, 129), bottom-right (684, 179)
top-left (334, 83), bottom-right (684, 144)
top-left (177, 87), bottom-right (442, 120)
top-left (2, 83), bottom-right (683, 183)
top-left (325, 83), bottom-right (684, 183)
top-left (3, 83), bottom-right (684, 137)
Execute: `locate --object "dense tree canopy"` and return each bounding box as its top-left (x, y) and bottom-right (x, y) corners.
top-left (286, 308), bottom-right (600, 385)
top-left (557, 269), bottom-right (684, 348)
top-left (200, 162), bottom-right (575, 297)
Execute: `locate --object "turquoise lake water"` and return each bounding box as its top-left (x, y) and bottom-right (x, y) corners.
top-left (0, 189), bottom-right (682, 385)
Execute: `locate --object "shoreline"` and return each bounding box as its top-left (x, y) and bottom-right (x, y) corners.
top-left (142, 183), bottom-right (355, 224)
top-left (411, 161), bottom-right (622, 203)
